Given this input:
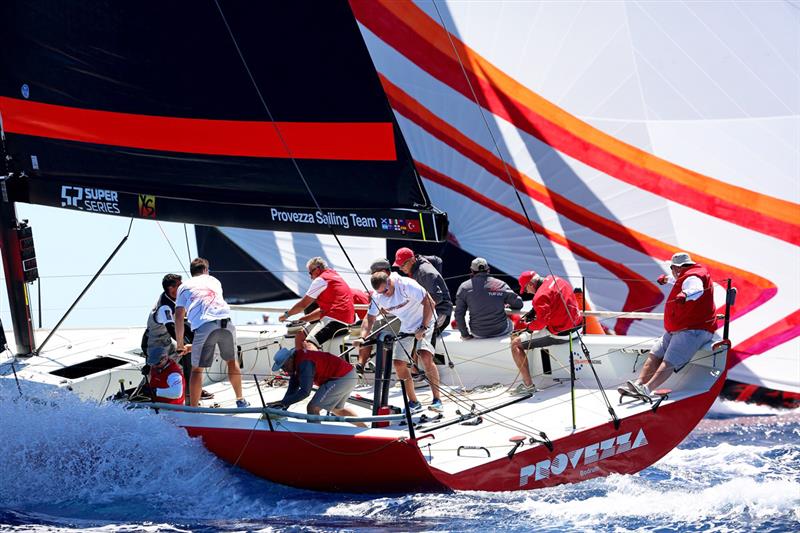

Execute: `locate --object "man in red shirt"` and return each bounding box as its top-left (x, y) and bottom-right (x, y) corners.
top-left (279, 257), bottom-right (355, 351)
top-left (269, 331), bottom-right (365, 427)
top-left (628, 252), bottom-right (717, 397)
top-left (510, 271), bottom-right (582, 395)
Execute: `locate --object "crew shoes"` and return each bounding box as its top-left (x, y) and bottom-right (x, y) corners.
top-left (627, 380), bottom-right (652, 398)
top-left (429, 398), bottom-right (443, 412)
top-left (510, 383), bottom-right (536, 396)
top-left (236, 398), bottom-right (250, 408)
top-left (405, 400), bottom-right (423, 414)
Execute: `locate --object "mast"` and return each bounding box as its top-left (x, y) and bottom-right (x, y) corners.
top-left (0, 184), bottom-right (36, 356)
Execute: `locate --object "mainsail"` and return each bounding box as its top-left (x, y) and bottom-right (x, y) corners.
top-left (0, 0), bottom-right (449, 354)
top-left (203, 1), bottom-right (799, 399)
top-left (0, 0), bottom-right (446, 240)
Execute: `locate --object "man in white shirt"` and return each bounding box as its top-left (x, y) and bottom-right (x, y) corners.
top-left (175, 258), bottom-right (247, 408)
top-left (359, 271), bottom-right (442, 413)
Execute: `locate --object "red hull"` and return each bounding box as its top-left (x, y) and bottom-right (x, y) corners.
top-left (183, 371), bottom-right (723, 493)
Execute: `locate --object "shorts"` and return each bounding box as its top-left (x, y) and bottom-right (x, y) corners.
top-left (515, 328), bottom-right (572, 350)
top-left (394, 325), bottom-right (435, 361)
top-left (191, 319), bottom-right (237, 368)
top-left (309, 369), bottom-right (358, 411)
top-left (652, 329), bottom-right (714, 369)
top-left (305, 317), bottom-right (349, 348)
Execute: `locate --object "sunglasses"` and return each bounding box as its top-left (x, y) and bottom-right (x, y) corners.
top-left (308, 266), bottom-right (319, 276)
top-left (377, 283), bottom-right (391, 295)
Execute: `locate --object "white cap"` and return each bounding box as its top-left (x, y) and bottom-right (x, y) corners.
top-left (670, 252), bottom-right (695, 268)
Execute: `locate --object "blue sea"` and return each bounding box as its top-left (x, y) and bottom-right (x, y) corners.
top-left (1, 380), bottom-right (798, 533)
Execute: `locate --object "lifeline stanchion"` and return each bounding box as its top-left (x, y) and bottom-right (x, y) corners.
top-left (400, 378), bottom-right (416, 440)
top-left (569, 333), bottom-right (576, 430)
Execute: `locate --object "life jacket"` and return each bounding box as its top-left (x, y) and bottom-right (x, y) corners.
top-left (149, 359), bottom-right (185, 405)
top-left (143, 293), bottom-right (174, 354)
top-left (316, 269), bottom-right (355, 324)
top-left (351, 288), bottom-right (370, 320)
top-left (527, 275), bottom-right (582, 334)
top-left (664, 264), bottom-right (717, 333)
top-left (294, 349), bottom-right (353, 386)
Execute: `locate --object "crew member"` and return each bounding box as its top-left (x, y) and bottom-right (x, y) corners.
top-left (279, 257), bottom-right (355, 351)
top-left (394, 247), bottom-right (453, 337)
top-left (360, 271), bottom-right (442, 412)
top-left (628, 252), bottom-right (717, 397)
top-left (454, 258), bottom-right (523, 339)
top-left (355, 258), bottom-right (401, 371)
top-left (175, 258), bottom-right (247, 408)
top-left (269, 330), bottom-right (365, 427)
top-left (511, 271), bottom-right (582, 395)
top-left (148, 352), bottom-right (185, 405)
top-left (142, 273), bottom-right (212, 402)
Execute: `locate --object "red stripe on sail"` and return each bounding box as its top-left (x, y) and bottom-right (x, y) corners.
top-left (416, 161), bottom-right (663, 331)
top-left (0, 97), bottom-right (397, 161)
top-left (728, 309), bottom-right (800, 369)
top-left (380, 74), bottom-right (776, 323)
top-left (351, 0), bottom-right (800, 246)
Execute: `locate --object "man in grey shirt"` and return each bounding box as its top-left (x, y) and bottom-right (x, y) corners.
top-left (455, 258), bottom-right (523, 339)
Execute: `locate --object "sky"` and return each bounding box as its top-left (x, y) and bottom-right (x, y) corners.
top-left (0, 203), bottom-right (276, 337)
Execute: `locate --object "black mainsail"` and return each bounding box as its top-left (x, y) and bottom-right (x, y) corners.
top-left (0, 0), bottom-right (447, 354)
top-left (0, 1), bottom-right (446, 239)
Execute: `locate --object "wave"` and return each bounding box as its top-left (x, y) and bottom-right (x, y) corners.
top-left (1, 380), bottom-right (798, 531)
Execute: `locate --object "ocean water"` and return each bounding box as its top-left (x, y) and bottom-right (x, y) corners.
top-left (0, 381), bottom-right (798, 533)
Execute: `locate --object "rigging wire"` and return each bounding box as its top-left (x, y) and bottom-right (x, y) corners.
top-left (155, 221), bottom-right (188, 275)
top-left (183, 223), bottom-right (193, 265)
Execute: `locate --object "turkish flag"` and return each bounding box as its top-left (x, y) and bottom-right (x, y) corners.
top-left (404, 219), bottom-right (420, 233)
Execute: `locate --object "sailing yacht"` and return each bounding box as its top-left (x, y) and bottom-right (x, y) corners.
top-left (0, 0), bottom-right (745, 492)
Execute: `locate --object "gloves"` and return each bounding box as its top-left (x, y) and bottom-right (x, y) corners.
top-left (140, 364), bottom-right (151, 376)
top-left (657, 274), bottom-right (669, 285)
top-left (675, 292), bottom-right (687, 304)
top-left (522, 309), bottom-right (537, 322)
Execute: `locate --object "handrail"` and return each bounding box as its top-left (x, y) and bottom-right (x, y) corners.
top-left (129, 401), bottom-right (406, 423)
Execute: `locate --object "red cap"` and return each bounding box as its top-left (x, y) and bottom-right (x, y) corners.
top-left (518, 271), bottom-right (537, 294)
top-left (393, 247), bottom-right (414, 267)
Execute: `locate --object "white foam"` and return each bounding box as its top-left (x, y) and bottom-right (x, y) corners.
top-left (709, 398), bottom-right (790, 417)
top-left (0, 381), bottom-right (283, 519)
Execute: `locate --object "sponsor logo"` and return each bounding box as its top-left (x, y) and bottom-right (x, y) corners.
top-left (61, 186), bottom-right (120, 214)
top-left (519, 428), bottom-right (648, 487)
top-left (138, 194), bottom-right (156, 218)
top-left (269, 208), bottom-right (378, 230)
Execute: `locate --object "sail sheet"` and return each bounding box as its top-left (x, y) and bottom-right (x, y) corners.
top-left (346, 0), bottom-right (799, 392)
top-left (0, 0), bottom-right (446, 240)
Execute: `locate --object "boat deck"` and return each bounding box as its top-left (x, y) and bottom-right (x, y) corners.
top-left (192, 356), bottom-right (721, 474)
